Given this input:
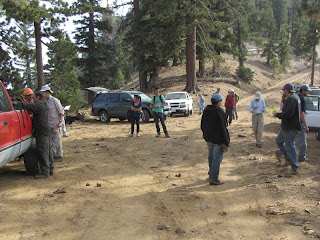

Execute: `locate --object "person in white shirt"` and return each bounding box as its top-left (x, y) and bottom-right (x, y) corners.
top-left (249, 92), bottom-right (266, 148)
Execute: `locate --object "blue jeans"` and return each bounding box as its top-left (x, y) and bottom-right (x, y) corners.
top-left (207, 142), bottom-right (224, 182)
top-left (276, 129), bottom-right (299, 170)
top-left (131, 117), bottom-right (140, 134)
top-left (153, 112), bottom-right (168, 134)
top-left (297, 123), bottom-right (307, 161)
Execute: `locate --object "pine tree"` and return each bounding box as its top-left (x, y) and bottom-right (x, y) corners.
top-left (277, 25), bottom-right (291, 70)
top-left (73, 0), bottom-right (113, 88)
top-left (45, 33), bottom-right (84, 111)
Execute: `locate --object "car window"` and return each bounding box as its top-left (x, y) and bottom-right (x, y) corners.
top-left (94, 94), bottom-right (106, 103)
top-left (165, 93), bottom-right (187, 100)
top-left (309, 89), bottom-right (320, 96)
top-left (129, 93), bottom-right (151, 101)
top-left (0, 84), bottom-right (12, 112)
top-left (120, 93), bottom-right (131, 102)
top-left (305, 96), bottom-right (320, 111)
top-left (108, 93), bottom-right (120, 103)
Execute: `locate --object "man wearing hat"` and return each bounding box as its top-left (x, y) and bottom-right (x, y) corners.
top-left (249, 92), bottom-right (266, 148)
top-left (201, 93), bottom-right (230, 185)
top-left (297, 84), bottom-right (310, 162)
top-left (225, 89), bottom-right (235, 125)
top-left (40, 85), bottom-right (64, 162)
top-left (274, 83), bottom-right (301, 174)
top-left (22, 88), bottom-right (34, 103)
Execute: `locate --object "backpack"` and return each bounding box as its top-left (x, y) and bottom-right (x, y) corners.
top-left (152, 95), bottom-right (164, 104)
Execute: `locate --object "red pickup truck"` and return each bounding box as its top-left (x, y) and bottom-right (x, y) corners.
top-left (0, 80), bottom-right (32, 167)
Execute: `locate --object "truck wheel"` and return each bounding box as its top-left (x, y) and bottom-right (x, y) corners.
top-left (99, 110), bottom-right (110, 123)
top-left (142, 109), bottom-right (150, 123)
top-left (184, 109), bottom-right (190, 117)
top-left (190, 108), bottom-right (193, 115)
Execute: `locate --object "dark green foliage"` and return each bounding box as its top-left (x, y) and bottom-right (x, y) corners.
top-left (277, 25), bottom-right (291, 69)
top-left (45, 34), bottom-right (85, 112)
top-left (236, 67), bottom-right (254, 83)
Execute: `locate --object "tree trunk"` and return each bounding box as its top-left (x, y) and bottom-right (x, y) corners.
top-left (172, 57), bottom-right (179, 66)
top-left (88, 0), bottom-right (95, 86)
top-left (148, 66), bottom-right (161, 89)
top-left (34, 21), bottom-right (45, 90)
top-left (199, 57), bottom-right (205, 78)
top-left (237, 22), bottom-right (245, 68)
top-left (310, 27), bottom-right (316, 86)
top-left (185, 0), bottom-right (198, 93)
top-left (139, 70), bottom-right (148, 92)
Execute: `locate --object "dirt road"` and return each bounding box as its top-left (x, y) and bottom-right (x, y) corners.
top-left (1, 63), bottom-right (320, 240)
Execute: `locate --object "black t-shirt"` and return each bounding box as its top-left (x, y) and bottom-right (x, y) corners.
top-left (298, 93), bottom-right (306, 113)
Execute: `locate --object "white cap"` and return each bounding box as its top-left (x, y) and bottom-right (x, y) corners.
top-left (228, 89), bottom-right (234, 93)
top-left (39, 85), bottom-right (53, 93)
top-left (254, 91), bottom-right (262, 100)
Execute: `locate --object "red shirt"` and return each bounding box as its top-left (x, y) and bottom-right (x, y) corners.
top-left (225, 94), bottom-right (235, 108)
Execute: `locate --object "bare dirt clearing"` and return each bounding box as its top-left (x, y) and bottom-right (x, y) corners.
top-left (1, 58), bottom-right (320, 240)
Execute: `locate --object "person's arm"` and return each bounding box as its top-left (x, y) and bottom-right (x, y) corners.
top-left (161, 95), bottom-right (165, 107)
top-left (262, 99), bottom-right (266, 112)
top-left (225, 96), bottom-right (228, 108)
top-left (276, 97), bottom-right (296, 119)
top-left (54, 99), bottom-right (64, 128)
top-left (249, 100), bottom-right (254, 113)
top-left (219, 111), bottom-right (230, 148)
top-left (22, 102), bottom-right (41, 113)
top-left (300, 112), bottom-right (309, 133)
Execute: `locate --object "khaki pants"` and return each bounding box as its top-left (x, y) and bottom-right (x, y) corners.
top-left (52, 128), bottom-right (63, 158)
top-left (252, 114), bottom-right (264, 145)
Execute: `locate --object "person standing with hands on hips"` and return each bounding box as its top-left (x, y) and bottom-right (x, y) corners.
top-left (201, 93), bottom-right (230, 185)
top-left (249, 92), bottom-right (266, 148)
top-left (151, 88), bottom-right (170, 138)
top-left (129, 95), bottom-right (142, 137)
top-left (40, 85), bottom-right (64, 162)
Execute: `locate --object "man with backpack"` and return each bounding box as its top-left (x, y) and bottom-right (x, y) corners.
top-left (151, 88), bottom-right (170, 138)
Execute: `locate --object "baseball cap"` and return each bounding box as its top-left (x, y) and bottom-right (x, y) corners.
top-left (39, 85), bottom-right (53, 93)
top-left (300, 84), bottom-right (310, 91)
top-left (211, 93), bottom-right (223, 102)
top-left (228, 89), bottom-right (234, 93)
top-left (282, 83), bottom-right (295, 93)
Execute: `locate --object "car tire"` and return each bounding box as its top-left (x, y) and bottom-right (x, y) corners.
top-left (142, 109), bottom-right (150, 123)
top-left (190, 108), bottom-right (193, 115)
top-left (184, 109), bottom-right (190, 117)
top-left (99, 110), bottom-right (110, 123)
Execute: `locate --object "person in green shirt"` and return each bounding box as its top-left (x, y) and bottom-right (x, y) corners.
top-left (151, 88), bottom-right (170, 138)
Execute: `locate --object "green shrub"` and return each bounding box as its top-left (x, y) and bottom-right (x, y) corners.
top-left (236, 67), bottom-right (254, 83)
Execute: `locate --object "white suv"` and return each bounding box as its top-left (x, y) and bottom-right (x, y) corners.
top-left (165, 92), bottom-right (193, 116)
top-left (305, 95), bottom-right (320, 140)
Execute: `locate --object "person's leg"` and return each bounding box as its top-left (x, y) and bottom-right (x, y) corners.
top-left (131, 117), bottom-right (135, 134)
top-left (235, 104), bottom-right (238, 119)
top-left (158, 113), bottom-right (168, 135)
top-left (49, 133), bottom-right (54, 175)
top-left (282, 130), bottom-right (299, 170)
top-left (52, 129), bottom-right (63, 158)
top-left (209, 144), bottom-right (224, 183)
top-left (256, 115), bottom-right (264, 145)
top-left (276, 129), bottom-right (285, 156)
top-left (297, 123), bottom-right (307, 161)
top-left (228, 108), bottom-right (233, 124)
top-left (62, 120), bottom-right (67, 137)
top-left (252, 115), bottom-right (258, 142)
top-left (153, 112), bottom-right (160, 135)
top-left (136, 117), bottom-right (140, 134)
top-left (35, 136), bottom-right (50, 177)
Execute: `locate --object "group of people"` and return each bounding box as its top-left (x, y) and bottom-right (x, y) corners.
top-left (20, 85), bottom-right (65, 179)
top-left (129, 87), bottom-right (169, 138)
top-left (201, 83), bottom-right (310, 185)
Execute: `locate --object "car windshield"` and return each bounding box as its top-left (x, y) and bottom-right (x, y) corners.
top-left (130, 93), bottom-right (151, 101)
top-left (165, 93), bottom-right (187, 100)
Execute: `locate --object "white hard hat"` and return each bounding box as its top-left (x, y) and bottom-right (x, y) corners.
top-left (39, 85), bottom-right (53, 93)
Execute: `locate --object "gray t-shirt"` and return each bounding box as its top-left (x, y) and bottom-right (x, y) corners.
top-left (46, 96), bottom-right (64, 129)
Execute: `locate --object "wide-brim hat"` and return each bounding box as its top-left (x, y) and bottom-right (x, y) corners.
top-left (39, 85), bottom-right (53, 93)
top-left (254, 91), bottom-right (262, 99)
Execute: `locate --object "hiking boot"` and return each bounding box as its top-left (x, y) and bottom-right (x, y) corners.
top-left (274, 150), bottom-right (282, 162)
top-left (290, 169), bottom-right (299, 175)
top-left (34, 174), bottom-right (49, 179)
top-left (256, 144), bottom-right (262, 148)
top-left (50, 170), bottom-right (54, 176)
top-left (136, 133), bottom-right (140, 137)
top-left (165, 134), bottom-right (170, 138)
top-left (156, 133), bottom-right (161, 137)
top-left (128, 134), bottom-right (134, 137)
top-left (209, 181), bottom-right (224, 185)
top-left (281, 161), bottom-right (291, 167)
top-left (54, 157), bottom-right (63, 162)
top-left (298, 157), bottom-right (306, 162)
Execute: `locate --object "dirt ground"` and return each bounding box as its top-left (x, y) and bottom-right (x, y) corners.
top-left (1, 57), bottom-right (320, 240)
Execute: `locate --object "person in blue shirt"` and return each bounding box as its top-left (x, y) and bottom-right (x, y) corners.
top-left (249, 91), bottom-right (266, 148)
top-left (129, 95), bottom-right (143, 137)
top-left (151, 88), bottom-right (169, 138)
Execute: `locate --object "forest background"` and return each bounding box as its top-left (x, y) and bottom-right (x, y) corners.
top-left (0, 0), bottom-right (319, 112)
